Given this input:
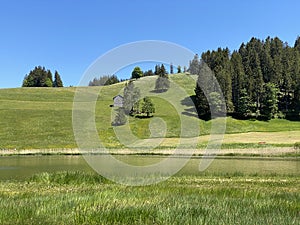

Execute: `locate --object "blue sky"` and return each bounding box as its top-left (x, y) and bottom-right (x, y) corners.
top-left (0, 0), bottom-right (299, 88)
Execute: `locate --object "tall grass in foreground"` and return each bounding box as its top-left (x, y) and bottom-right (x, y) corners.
top-left (0, 171), bottom-right (299, 224)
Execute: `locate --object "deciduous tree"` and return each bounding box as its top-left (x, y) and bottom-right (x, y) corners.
top-left (131, 67), bottom-right (143, 79)
top-left (141, 97), bottom-right (155, 117)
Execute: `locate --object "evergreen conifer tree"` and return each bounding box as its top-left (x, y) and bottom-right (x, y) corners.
top-left (53, 71), bottom-right (64, 87)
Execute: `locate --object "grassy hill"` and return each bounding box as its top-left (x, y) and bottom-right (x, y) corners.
top-left (0, 74), bottom-right (300, 150)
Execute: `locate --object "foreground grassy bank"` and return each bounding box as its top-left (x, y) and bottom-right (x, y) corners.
top-left (0, 171), bottom-right (299, 224)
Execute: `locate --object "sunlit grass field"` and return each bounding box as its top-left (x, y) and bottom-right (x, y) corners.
top-left (0, 171), bottom-right (299, 225)
top-left (0, 74), bottom-right (299, 150)
top-left (0, 76), bottom-right (299, 224)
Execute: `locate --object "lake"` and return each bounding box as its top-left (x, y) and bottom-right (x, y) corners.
top-left (0, 155), bottom-right (299, 180)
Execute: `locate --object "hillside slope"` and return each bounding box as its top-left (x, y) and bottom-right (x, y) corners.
top-left (0, 74), bottom-right (299, 150)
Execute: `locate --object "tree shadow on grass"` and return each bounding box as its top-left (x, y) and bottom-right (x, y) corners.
top-left (285, 112), bottom-right (300, 121)
top-left (181, 95), bottom-right (202, 119)
top-left (135, 115), bottom-right (154, 119)
top-left (181, 95), bottom-right (213, 121)
top-left (150, 89), bottom-right (168, 94)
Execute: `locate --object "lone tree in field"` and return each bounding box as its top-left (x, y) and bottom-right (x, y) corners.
top-left (170, 63), bottom-right (174, 74)
top-left (123, 80), bottom-right (141, 115)
top-left (141, 97), bottom-right (155, 117)
top-left (177, 65), bottom-right (182, 73)
top-left (53, 71), bottom-right (64, 87)
top-left (112, 108), bottom-right (127, 126)
top-left (155, 64), bottom-right (170, 92)
top-left (131, 67), bottom-right (143, 79)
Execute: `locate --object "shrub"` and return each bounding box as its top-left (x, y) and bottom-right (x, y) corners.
top-left (294, 142), bottom-right (300, 150)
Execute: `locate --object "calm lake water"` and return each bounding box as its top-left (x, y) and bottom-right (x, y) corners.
top-left (0, 155), bottom-right (299, 180)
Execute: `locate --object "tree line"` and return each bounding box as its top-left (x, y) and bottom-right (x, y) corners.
top-left (88, 75), bottom-right (119, 86)
top-left (22, 66), bottom-right (63, 87)
top-left (89, 62), bottom-right (187, 86)
top-left (193, 36), bottom-right (300, 120)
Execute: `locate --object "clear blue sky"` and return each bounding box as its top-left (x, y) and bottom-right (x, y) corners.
top-left (0, 0), bottom-right (299, 88)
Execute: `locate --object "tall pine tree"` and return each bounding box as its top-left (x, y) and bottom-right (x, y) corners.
top-left (53, 71), bottom-right (64, 87)
top-left (231, 51), bottom-right (246, 113)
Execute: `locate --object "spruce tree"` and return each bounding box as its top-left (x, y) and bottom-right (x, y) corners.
top-left (177, 65), bottom-right (182, 73)
top-left (260, 83), bottom-right (279, 120)
top-left (291, 49), bottom-right (300, 113)
top-left (236, 88), bottom-right (252, 118)
top-left (280, 46), bottom-right (293, 112)
top-left (154, 65), bottom-right (160, 75)
top-left (202, 48), bottom-right (233, 112)
top-left (250, 49), bottom-right (264, 113)
top-left (260, 37), bottom-right (274, 83)
top-left (53, 71), bottom-right (63, 87)
top-left (189, 54), bottom-right (200, 74)
top-left (112, 108), bottom-right (127, 126)
top-left (194, 62), bottom-right (213, 117)
top-left (231, 51), bottom-right (246, 112)
top-left (270, 37), bottom-right (284, 85)
top-left (155, 64), bottom-right (170, 92)
top-left (159, 64), bottom-right (167, 76)
top-left (170, 63), bottom-right (174, 74)
top-left (123, 80), bottom-right (140, 115)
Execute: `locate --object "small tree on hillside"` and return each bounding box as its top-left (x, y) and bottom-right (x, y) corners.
top-left (141, 97), bottom-right (155, 117)
top-left (177, 65), bottom-right (182, 73)
top-left (112, 108), bottom-right (127, 126)
top-left (131, 67), bottom-right (143, 79)
top-left (53, 71), bottom-right (64, 87)
top-left (155, 64), bottom-right (170, 92)
top-left (154, 65), bottom-right (160, 75)
top-left (170, 63), bottom-right (174, 74)
top-left (123, 80), bottom-right (141, 115)
top-left (159, 64), bottom-right (168, 76)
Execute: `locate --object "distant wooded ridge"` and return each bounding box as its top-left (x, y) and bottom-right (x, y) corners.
top-left (89, 36), bottom-right (300, 120)
top-left (21, 36), bottom-right (300, 120)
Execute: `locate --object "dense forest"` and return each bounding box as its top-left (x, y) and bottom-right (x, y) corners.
top-left (192, 36), bottom-right (300, 120)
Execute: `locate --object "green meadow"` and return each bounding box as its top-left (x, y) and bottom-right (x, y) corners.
top-left (0, 74), bottom-right (300, 151)
top-left (0, 75), bottom-right (299, 224)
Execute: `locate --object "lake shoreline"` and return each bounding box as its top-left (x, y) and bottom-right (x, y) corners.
top-left (0, 147), bottom-right (299, 157)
